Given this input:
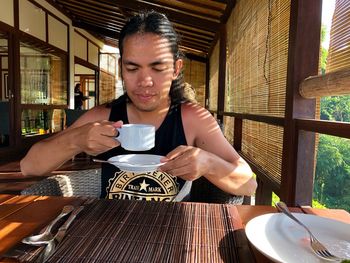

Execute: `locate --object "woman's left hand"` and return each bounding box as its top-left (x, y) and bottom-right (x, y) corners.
top-left (158, 145), bottom-right (211, 181)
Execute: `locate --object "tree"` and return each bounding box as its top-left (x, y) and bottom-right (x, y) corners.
top-left (315, 135), bottom-right (350, 211)
top-left (320, 25), bottom-right (328, 75)
top-left (320, 96), bottom-right (350, 122)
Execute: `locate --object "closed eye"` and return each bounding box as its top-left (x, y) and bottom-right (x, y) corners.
top-left (152, 65), bottom-right (169, 72)
top-left (153, 67), bottom-right (166, 72)
top-left (125, 67), bottom-right (138, 72)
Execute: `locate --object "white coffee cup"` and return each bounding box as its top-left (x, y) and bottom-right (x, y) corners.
top-left (116, 124), bottom-right (155, 151)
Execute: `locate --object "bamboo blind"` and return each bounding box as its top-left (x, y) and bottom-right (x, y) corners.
top-left (183, 58), bottom-right (206, 106)
top-left (242, 121), bottom-right (284, 184)
top-left (209, 41), bottom-right (220, 111)
top-left (326, 0), bottom-right (350, 73)
top-left (223, 116), bottom-right (234, 145)
top-left (223, 0), bottom-right (291, 186)
top-left (99, 70), bottom-right (116, 104)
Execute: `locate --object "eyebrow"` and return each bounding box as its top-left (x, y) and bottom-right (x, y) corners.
top-left (123, 59), bottom-right (167, 67)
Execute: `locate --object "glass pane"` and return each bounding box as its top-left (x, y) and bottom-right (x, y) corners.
top-left (20, 42), bottom-right (67, 105)
top-left (21, 109), bottom-right (65, 137)
top-left (87, 78), bottom-right (95, 109)
top-left (0, 32), bottom-right (9, 147)
top-left (100, 53), bottom-right (108, 72)
top-left (108, 55), bottom-right (116, 74)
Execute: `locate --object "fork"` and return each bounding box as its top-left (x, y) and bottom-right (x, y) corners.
top-left (275, 202), bottom-right (344, 262)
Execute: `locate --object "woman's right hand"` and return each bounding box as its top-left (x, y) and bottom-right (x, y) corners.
top-left (74, 120), bottom-right (123, 156)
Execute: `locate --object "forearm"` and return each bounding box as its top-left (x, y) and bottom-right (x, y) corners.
top-left (20, 129), bottom-right (81, 176)
top-left (204, 155), bottom-right (257, 196)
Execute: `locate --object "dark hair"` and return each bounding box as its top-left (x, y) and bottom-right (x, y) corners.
top-left (119, 11), bottom-right (184, 104)
top-left (74, 83), bottom-right (81, 92)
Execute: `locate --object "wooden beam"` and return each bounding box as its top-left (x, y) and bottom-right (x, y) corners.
top-left (280, 0), bottom-right (322, 207)
top-left (221, 0), bottom-right (235, 23)
top-left (184, 53), bottom-right (207, 63)
top-left (99, 0), bottom-right (219, 32)
top-left (13, 0), bottom-right (21, 147)
top-left (74, 57), bottom-right (99, 71)
top-left (72, 21), bottom-right (119, 39)
top-left (296, 118), bottom-right (350, 139)
top-left (233, 117), bottom-right (242, 151)
top-left (45, 0), bottom-right (75, 21)
top-left (223, 112), bottom-right (284, 126)
top-left (216, 24), bottom-right (226, 124)
top-left (300, 69), bottom-right (350, 98)
top-left (205, 60), bottom-right (210, 109)
top-left (255, 177), bottom-right (273, 205)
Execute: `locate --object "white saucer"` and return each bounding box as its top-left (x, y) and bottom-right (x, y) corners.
top-left (107, 154), bottom-right (165, 172)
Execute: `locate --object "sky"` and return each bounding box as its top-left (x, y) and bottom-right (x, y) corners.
top-left (322, 0), bottom-right (336, 49)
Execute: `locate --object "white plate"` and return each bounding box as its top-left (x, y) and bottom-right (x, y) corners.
top-left (245, 213), bottom-right (350, 263)
top-left (107, 154), bottom-right (165, 172)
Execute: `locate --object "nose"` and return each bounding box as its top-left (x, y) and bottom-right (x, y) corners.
top-left (138, 71), bottom-right (154, 88)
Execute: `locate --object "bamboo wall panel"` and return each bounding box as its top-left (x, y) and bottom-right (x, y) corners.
top-left (209, 41), bottom-right (219, 111)
top-left (222, 0), bottom-right (290, 186)
top-left (327, 0), bottom-right (350, 73)
top-left (242, 120), bottom-right (284, 185)
top-left (223, 116), bottom-right (234, 144)
top-left (183, 58), bottom-right (206, 106)
top-left (99, 71), bottom-right (116, 104)
top-left (225, 0), bottom-right (289, 117)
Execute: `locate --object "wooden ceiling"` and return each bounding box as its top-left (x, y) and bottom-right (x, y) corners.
top-left (46, 0), bottom-right (235, 59)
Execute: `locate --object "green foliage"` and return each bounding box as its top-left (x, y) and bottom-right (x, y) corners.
top-left (319, 96), bottom-right (350, 210)
top-left (314, 135), bottom-right (350, 212)
top-left (272, 193), bottom-right (327, 209)
top-left (272, 192), bottom-right (280, 205)
top-left (320, 49), bottom-right (328, 74)
top-left (312, 199), bottom-right (327, 209)
top-left (321, 96), bottom-right (350, 122)
top-left (320, 25), bottom-right (328, 74)
top-left (321, 24), bottom-right (327, 43)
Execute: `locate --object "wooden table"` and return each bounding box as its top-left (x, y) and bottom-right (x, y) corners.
top-left (0, 194), bottom-right (349, 262)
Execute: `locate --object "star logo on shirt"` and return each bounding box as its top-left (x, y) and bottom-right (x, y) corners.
top-left (139, 179), bottom-right (150, 192)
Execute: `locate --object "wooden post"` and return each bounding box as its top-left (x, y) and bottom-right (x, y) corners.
top-left (217, 24), bottom-right (226, 123)
top-left (281, 0), bottom-right (322, 206)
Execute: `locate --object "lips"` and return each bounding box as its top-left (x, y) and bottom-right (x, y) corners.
top-left (136, 93), bottom-right (155, 102)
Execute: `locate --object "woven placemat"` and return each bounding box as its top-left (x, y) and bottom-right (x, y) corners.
top-left (42, 199), bottom-right (253, 263)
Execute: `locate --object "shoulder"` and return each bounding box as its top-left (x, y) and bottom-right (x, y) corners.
top-left (181, 102), bottom-right (215, 124)
top-left (69, 105), bottom-right (111, 128)
top-left (181, 102), bottom-right (218, 145)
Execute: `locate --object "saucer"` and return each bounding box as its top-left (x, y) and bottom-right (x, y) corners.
top-left (107, 154), bottom-right (165, 172)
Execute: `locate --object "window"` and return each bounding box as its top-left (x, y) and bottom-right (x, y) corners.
top-left (20, 40), bottom-right (68, 136)
top-left (0, 32), bottom-right (9, 147)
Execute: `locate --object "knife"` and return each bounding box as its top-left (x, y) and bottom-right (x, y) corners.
top-left (35, 206), bottom-right (84, 263)
top-left (1, 242), bottom-right (44, 261)
top-left (2, 205), bottom-right (74, 260)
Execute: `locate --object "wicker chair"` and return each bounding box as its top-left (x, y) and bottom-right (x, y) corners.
top-left (21, 169), bottom-right (243, 204)
top-left (21, 169), bottom-right (101, 198)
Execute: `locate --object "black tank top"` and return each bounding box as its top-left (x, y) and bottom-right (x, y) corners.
top-left (97, 95), bottom-right (188, 200)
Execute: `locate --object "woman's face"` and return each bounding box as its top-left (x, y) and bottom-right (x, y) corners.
top-left (121, 33), bottom-right (182, 112)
